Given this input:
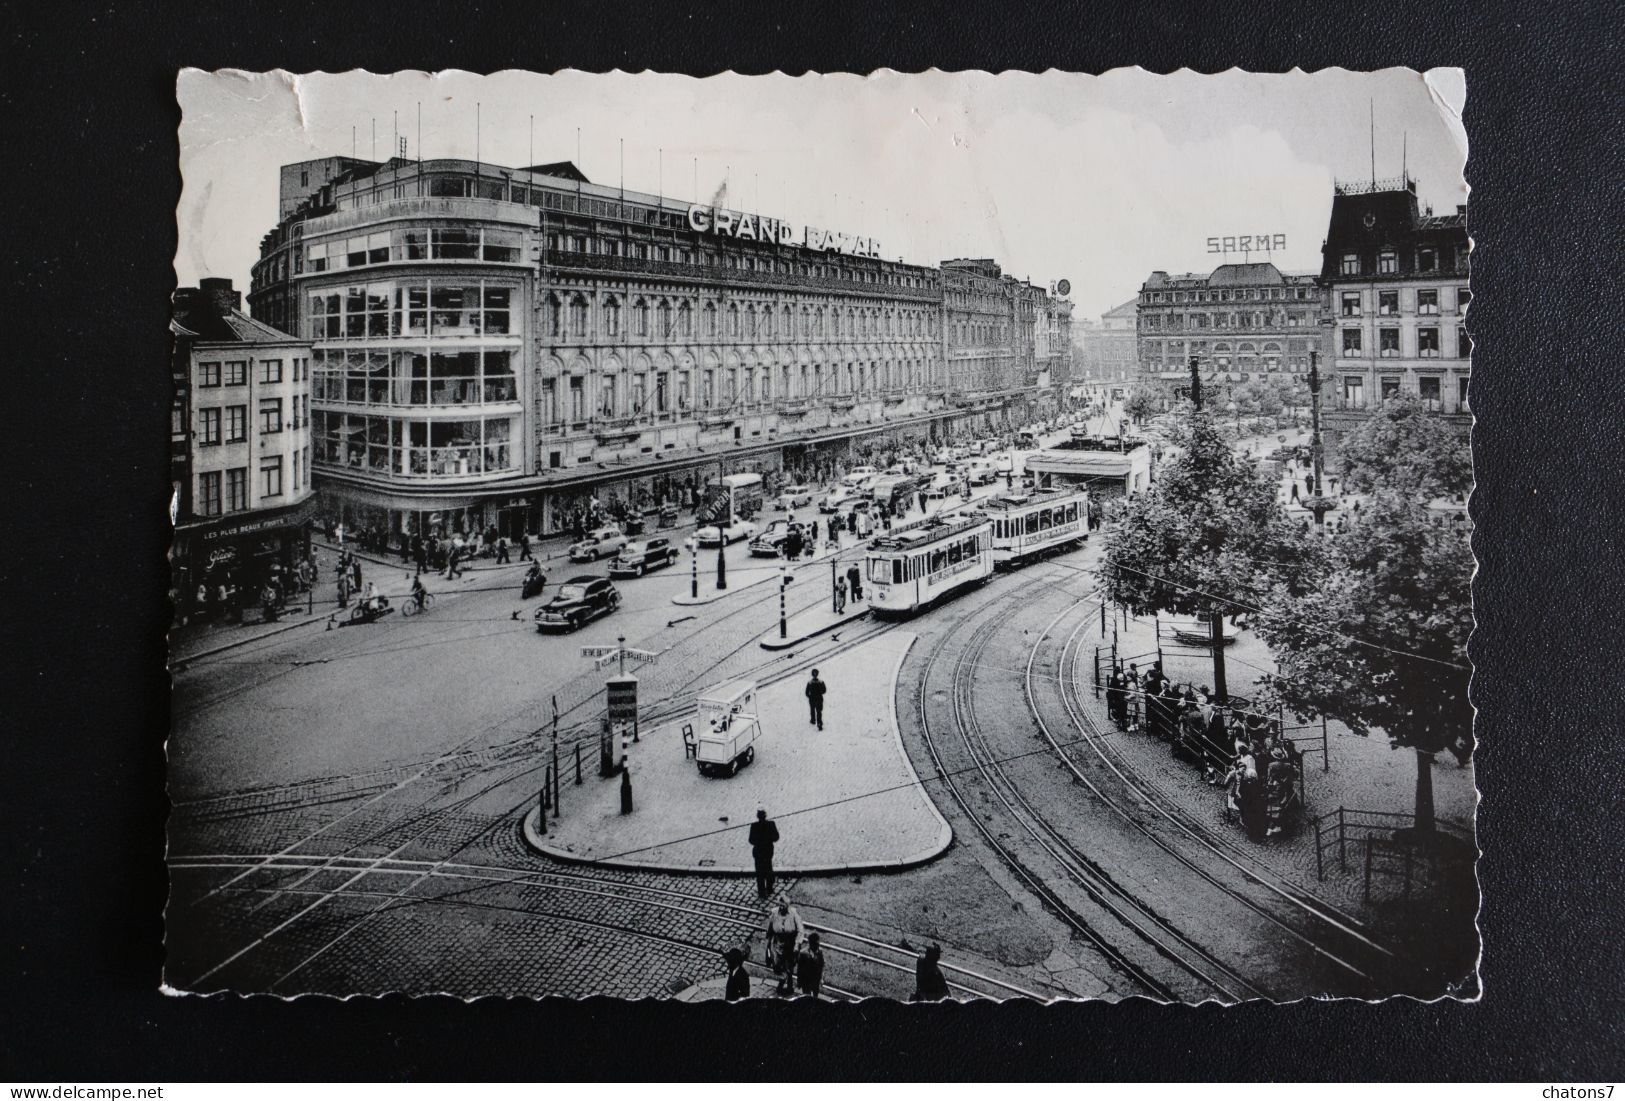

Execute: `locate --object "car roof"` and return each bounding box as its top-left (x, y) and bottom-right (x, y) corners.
top-left (564, 575), bottom-right (598, 584)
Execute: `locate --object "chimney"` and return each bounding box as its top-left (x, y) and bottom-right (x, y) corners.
top-left (199, 277), bottom-right (240, 317)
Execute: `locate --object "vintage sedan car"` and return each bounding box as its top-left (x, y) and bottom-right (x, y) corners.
top-left (923, 471), bottom-right (958, 499)
top-left (840, 465), bottom-right (879, 488)
top-left (748, 520), bottom-right (794, 557)
top-left (534, 576), bottom-right (621, 632)
top-left (818, 486), bottom-right (855, 513)
top-left (694, 517), bottom-right (758, 547)
top-left (567, 525), bottom-right (628, 562)
top-left (776, 483), bottom-right (815, 509)
top-left (607, 537), bottom-right (681, 577)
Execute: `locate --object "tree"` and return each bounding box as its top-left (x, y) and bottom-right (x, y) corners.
top-left (1122, 386), bottom-right (1160, 424)
top-left (1252, 492), bottom-right (1473, 831)
top-left (1101, 413), bottom-right (1329, 699)
top-left (1336, 395), bottom-right (1473, 500)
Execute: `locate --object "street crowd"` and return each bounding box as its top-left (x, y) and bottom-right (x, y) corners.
top-left (1103, 661), bottom-right (1304, 841)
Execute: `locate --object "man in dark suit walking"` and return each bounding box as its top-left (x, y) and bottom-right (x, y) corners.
top-left (748, 807), bottom-right (779, 899)
top-left (805, 669), bottom-right (826, 730)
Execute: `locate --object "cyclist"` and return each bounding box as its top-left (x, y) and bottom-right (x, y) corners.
top-left (410, 574), bottom-right (427, 612)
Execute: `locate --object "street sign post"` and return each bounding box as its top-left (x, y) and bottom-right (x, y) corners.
top-left (602, 674), bottom-right (639, 776)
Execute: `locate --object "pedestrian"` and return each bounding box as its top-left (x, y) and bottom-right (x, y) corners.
top-left (846, 566), bottom-right (863, 607)
top-left (912, 944), bottom-right (950, 1002)
top-left (1126, 663), bottom-right (1144, 732)
top-left (835, 576), bottom-right (847, 613)
top-left (805, 669), bottom-right (826, 730)
top-left (748, 808), bottom-right (779, 899)
top-left (796, 932), bottom-right (826, 999)
top-left (336, 573), bottom-right (350, 609)
top-left (765, 899), bottom-right (805, 995)
top-left (1105, 665), bottom-right (1128, 729)
top-left (412, 535), bottom-right (426, 575)
top-left (785, 526), bottom-right (804, 561)
top-left (1239, 754), bottom-right (1269, 842)
top-left (495, 537), bottom-right (510, 564)
top-left (519, 532), bottom-right (534, 562)
top-left (351, 557), bottom-right (363, 591)
top-left (917, 490), bottom-right (927, 515)
top-left (809, 519), bottom-right (819, 545)
top-left (1290, 480), bottom-right (1300, 502)
top-left (723, 947), bottom-right (751, 1002)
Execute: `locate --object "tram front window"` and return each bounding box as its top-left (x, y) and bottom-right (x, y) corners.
top-left (869, 559), bottom-right (891, 586)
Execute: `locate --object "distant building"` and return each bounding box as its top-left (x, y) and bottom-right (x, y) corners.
top-left (1076, 297), bottom-right (1138, 390)
top-left (1316, 175), bottom-right (1470, 461)
top-left (171, 278), bottom-right (314, 622)
top-left (1136, 263), bottom-right (1325, 398)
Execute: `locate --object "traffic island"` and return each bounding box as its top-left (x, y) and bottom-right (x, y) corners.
top-left (522, 631), bottom-right (950, 875)
top-left (759, 602), bottom-right (871, 650)
top-left (669, 543), bottom-right (841, 606)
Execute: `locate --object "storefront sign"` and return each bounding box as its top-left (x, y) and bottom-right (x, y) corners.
top-left (201, 515), bottom-right (287, 540)
top-left (688, 204), bottom-right (881, 259)
top-left (1207, 233), bottom-right (1287, 254)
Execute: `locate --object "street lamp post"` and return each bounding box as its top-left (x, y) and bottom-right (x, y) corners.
top-left (715, 523), bottom-right (728, 590)
top-left (779, 565), bottom-right (792, 639)
top-left (684, 536), bottom-right (698, 599)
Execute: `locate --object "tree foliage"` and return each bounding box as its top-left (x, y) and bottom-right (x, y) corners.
top-left (1122, 386), bottom-right (1161, 423)
top-left (1336, 395), bottom-right (1473, 500)
top-left (1100, 414), bottom-right (1329, 620)
top-left (1252, 491), bottom-right (1474, 760)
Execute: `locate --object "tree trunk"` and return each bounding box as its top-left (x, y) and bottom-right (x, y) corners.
top-left (1210, 610), bottom-right (1228, 703)
top-left (1413, 747), bottom-right (1436, 832)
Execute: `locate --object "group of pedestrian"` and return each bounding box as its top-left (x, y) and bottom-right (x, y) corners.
top-left (834, 562), bottom-right (866, 613)
top-left (1104, 661), bottom-right (1303, 841)
top-left (334, 550), bottom-right (364, 608)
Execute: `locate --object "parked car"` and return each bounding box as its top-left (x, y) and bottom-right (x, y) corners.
top-left (748, 520), bottom-right (794, 557)
top-left (841, 465), bottom-right (879, 488)
top-left (608, 537), bottom-right (681, 577)
top-left (819, 486), bottom-right (856, 513)
top-left (966, 460), bottom-right (999, 486)
top-left (535, 576), bottom-right (621, 632)
top-left (567, 525), bottom-right (628, 563)
top-left (695, 517), bottom-right (758, 547)
top-left (932, 449), bottom-right (957, 466)
top-left (776, 483), bottom-right (815, 509)
top-left (923, 471), bottom-right (957, 498)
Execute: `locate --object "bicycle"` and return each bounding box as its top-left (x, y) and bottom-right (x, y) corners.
top-left (401, 591), bottom-right (435, 617)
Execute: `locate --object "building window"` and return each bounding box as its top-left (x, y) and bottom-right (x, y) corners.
top-left (226, 405), bottom-right (247, 442)
top-left (1340, 253), bottom-right (1360, 276)
top-left (657, 299), bottom-right (673, 338)
top-left (728, 303), bottom-right (741, 338)
top-left (198, 361), bottom-right (221, 388)
top-left (1340, 292), bottom-right (1360, 317)
top-left (1379, 328), bottom-right (1400, 357)
top-left (704, 302), bottom-right (717, 338)
top-left (1378, 251), bottom-right (1398, 275)
top-left (1458, 326), bottom-right (1473, 357)
top-left (1418, 289), bottom-right (1439, 315)
top-left (633, 299), bottom-right (649, 338)
top-left (260, 358), bottom-right (283, 384)
top-left (224, 361), bottom-right (248, 386)
top-left (1378, 291), bottom-right (1398, 316)
top-left (198, 471), bottom-right (222, 517)
top-left (1381, 377), bottom-right (1401, 402)
top-left (1341, 328), bottom-right (1363, 356)
top-left (259, 399), bottom-right (282, 434)
top-left (260, 457), bottom-right (283, 498)
top-left (226, 468), bottom-right (248, 512)
top-left (568, 377), bottom-right (585, 422)
top-left (292, 449), bottom-right (300, 491)
top-left (1457, 288), bottom-right (1472, 313)
top-left (604, 297), bottom-right (621, 338)
top-left (1417, 247), bottom-right (1437, 273)
top-left (679, 300), bottom-right (694, 338)
top-left (568, 295), bottom-right (588, 337)
top-left (1458, 376), bottom-right (1471, 411)
top-left (544, 294), bottom-right (561, 339)
top-left (1418, 376), bottom-right (1442, 408)
top-left (1342, 377), bottom-right (1365, 408)
top-left (197, 407), bottom-right (221, 445)
top-left (1418, 327), bottom-right (1441, 357)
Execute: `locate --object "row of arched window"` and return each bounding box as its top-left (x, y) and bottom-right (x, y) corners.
top-left (540, 358), bottom-right (935, 424)
top-left (542, 292), bottom-right (938, 343)
top-left (951, 319), bottom-right (1011, 347)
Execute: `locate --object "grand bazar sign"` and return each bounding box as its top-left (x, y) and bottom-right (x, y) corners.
top-left (688, 204), bottom-right (882, 259)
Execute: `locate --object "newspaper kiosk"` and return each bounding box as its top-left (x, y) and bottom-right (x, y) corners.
top-left (688, 678), bottom-right (762, 778)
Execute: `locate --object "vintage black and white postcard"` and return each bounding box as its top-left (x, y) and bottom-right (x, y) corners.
top-left (166, 68), bottom-right (1476, 1002)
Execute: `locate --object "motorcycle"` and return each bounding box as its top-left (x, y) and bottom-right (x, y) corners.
top-left (521, 565), bottom-right (548, 599)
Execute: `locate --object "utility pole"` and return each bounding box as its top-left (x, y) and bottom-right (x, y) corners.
top-left (1306, 346), bottom-right (1335, 531)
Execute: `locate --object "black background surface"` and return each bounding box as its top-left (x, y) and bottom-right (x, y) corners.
top-left (5, 0), bottom-right (1622, 1082)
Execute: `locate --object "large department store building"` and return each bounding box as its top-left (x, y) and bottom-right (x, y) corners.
top-left (250, 155), bottom-right (1069, 539)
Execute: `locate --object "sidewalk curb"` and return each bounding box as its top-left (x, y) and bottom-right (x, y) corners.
top-left (758, 608), bottom-right (871, 651)
top-left (170, 614), bottom-right (325, 669)
top-left (519, 804), bottom-right (949, 878)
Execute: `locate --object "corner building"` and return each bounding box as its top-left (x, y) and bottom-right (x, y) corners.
top-left (1317, 176), bottom-right (1470, 461)
top-left (252, 157), bottom-right (985, 540)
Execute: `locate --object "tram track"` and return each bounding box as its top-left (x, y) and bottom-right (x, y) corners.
top-left (1023, 599), bottom-right (1398, 996)
top-left (169, 853), bottom-right (1047, 1000)
top-left (912, 573), bottom-right (1253, 1003)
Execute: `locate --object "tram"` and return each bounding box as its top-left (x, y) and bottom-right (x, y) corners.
top-left (981, 487), bottom-right (1089, 566)
top-left (864, 511), bottom-right (994, 616)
